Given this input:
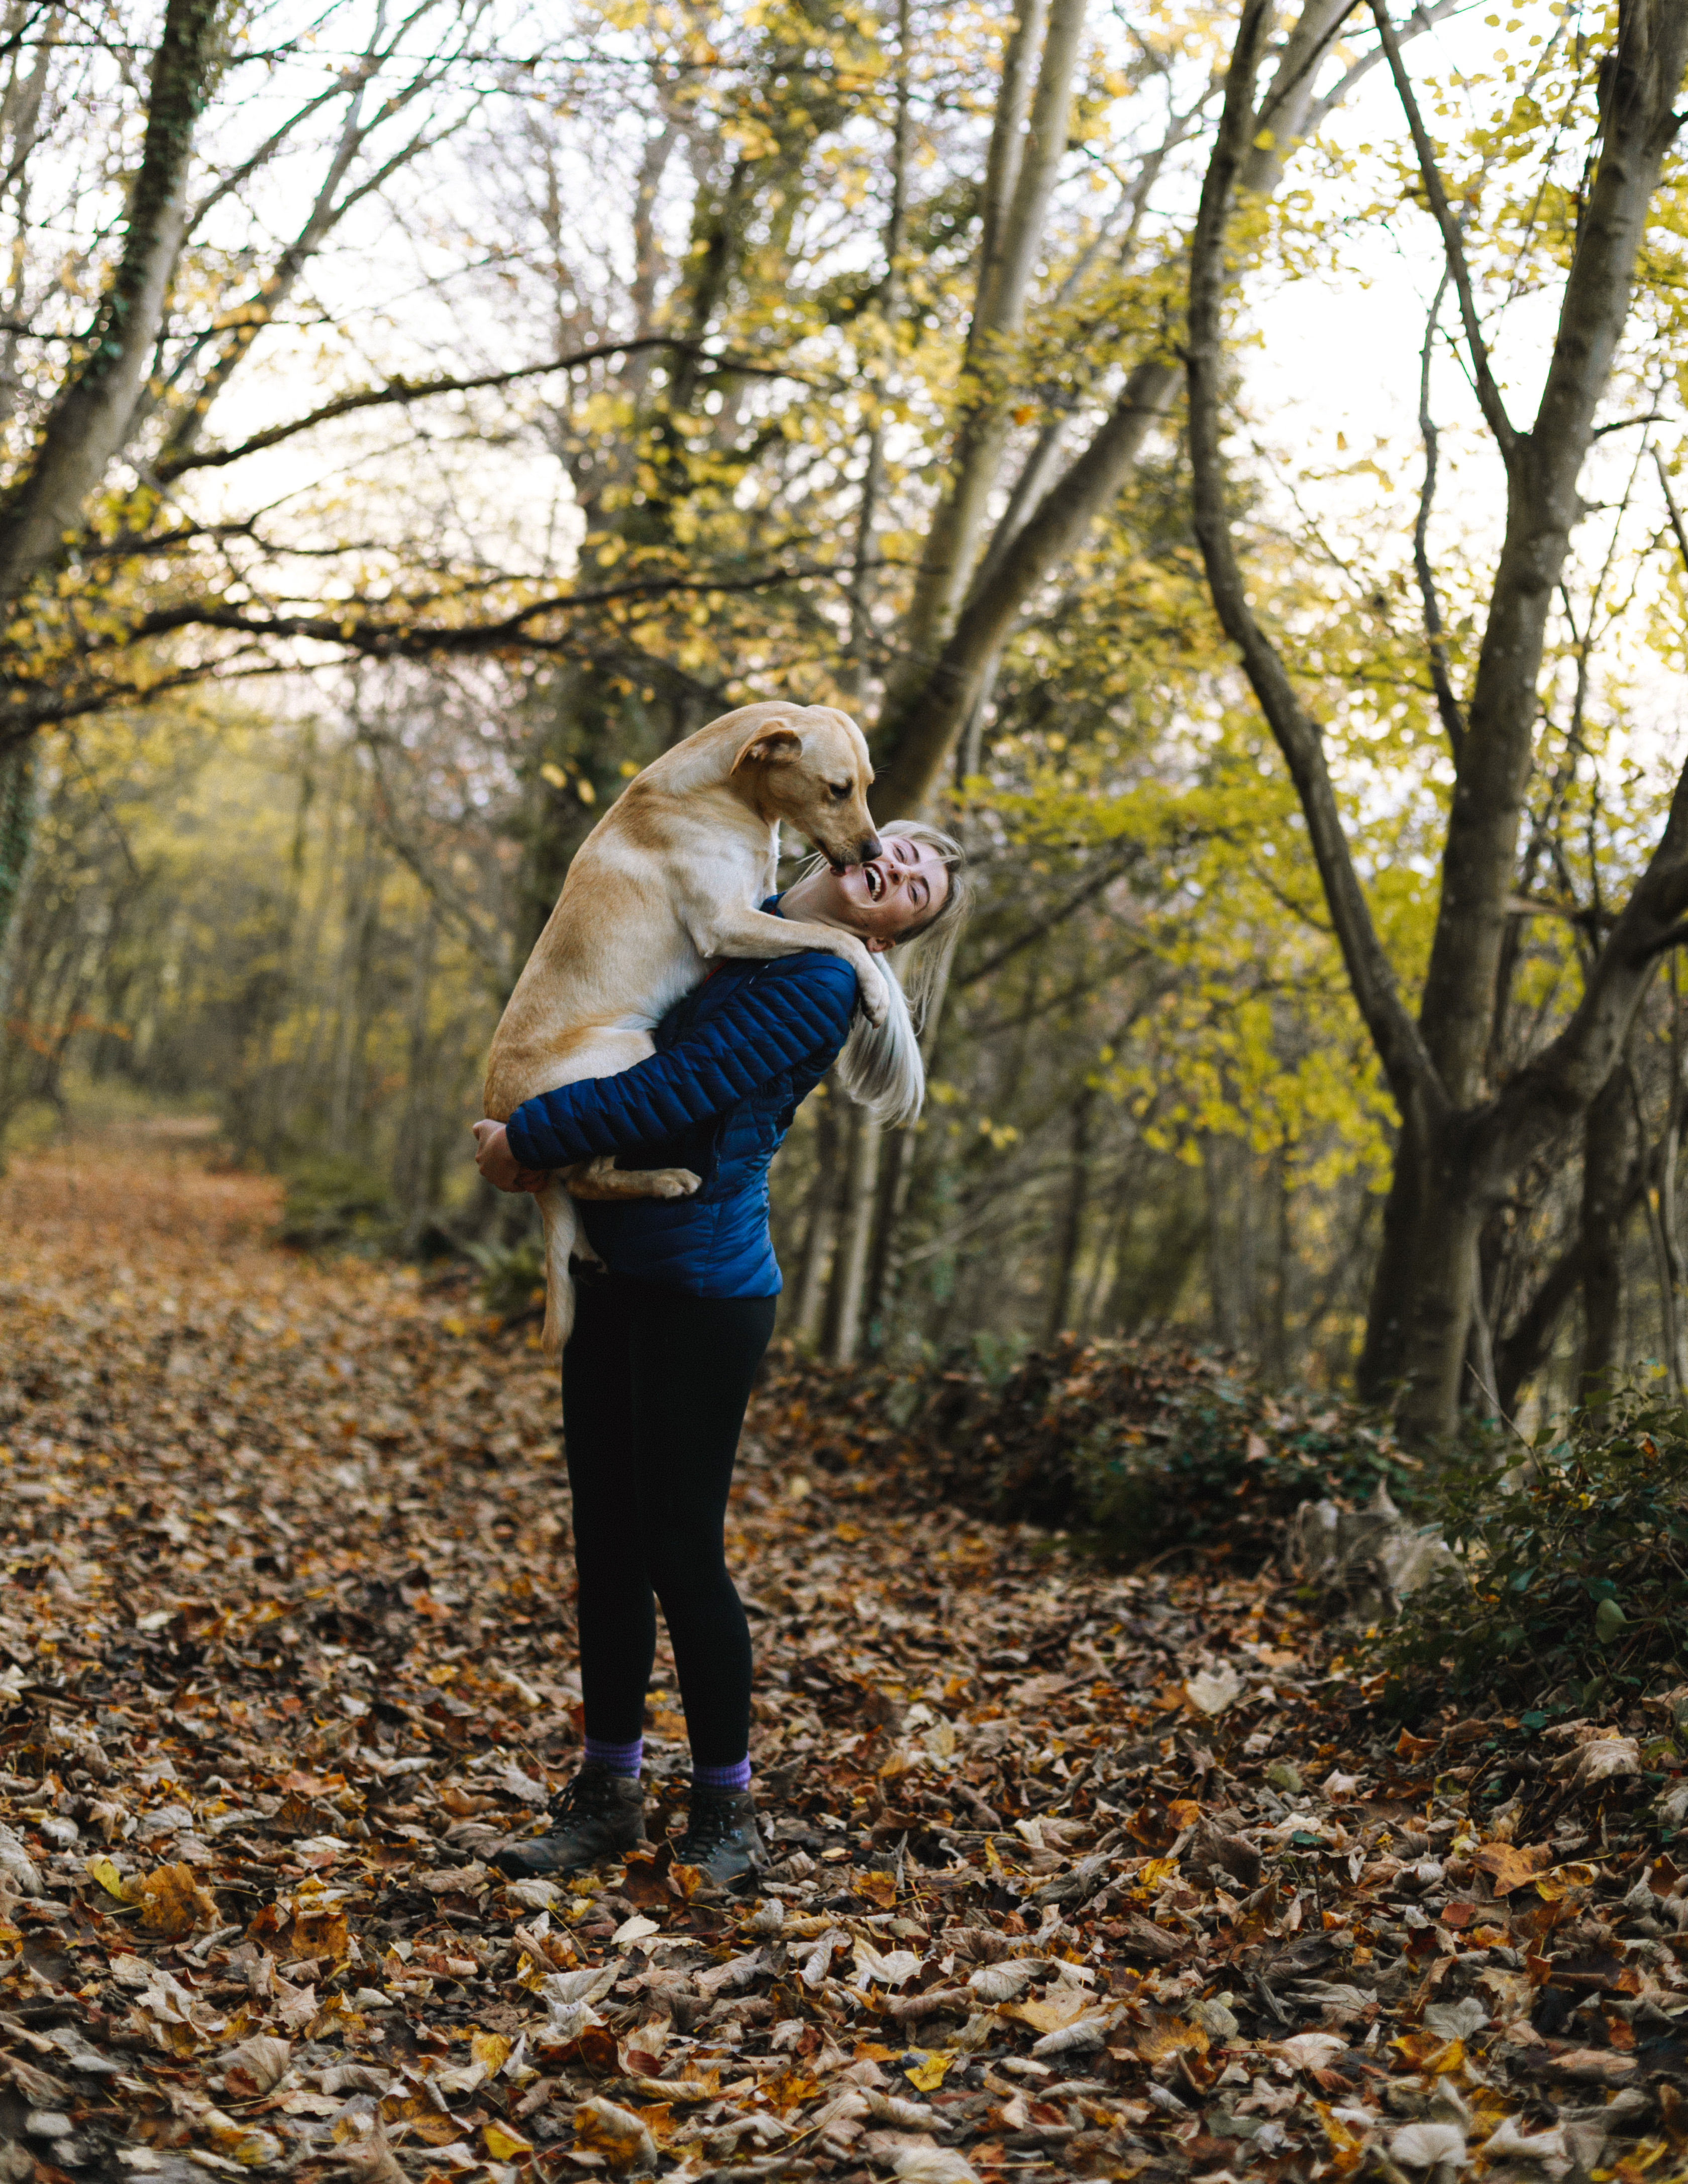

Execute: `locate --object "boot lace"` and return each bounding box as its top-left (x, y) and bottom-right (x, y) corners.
top-left (683, 1791), bottom-right (747, 1860)
top-left (549, 1763), bottom-right (621, 1826)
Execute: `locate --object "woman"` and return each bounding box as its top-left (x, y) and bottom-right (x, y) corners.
top-left (472, 821), bottom-right (969, 1884)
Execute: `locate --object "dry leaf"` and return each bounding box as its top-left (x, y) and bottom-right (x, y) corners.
top-left (1186, 1666), bottom-right (1243, 1714)
top-left (1471, 1842), bottom-right (1553, 1895)
top-left (216, 2034), bottom-right (291, 2097)
top-left (1275, 2032), bottom-right (1347, 2072)
top-left (1389, 2121), bottom-right (1469, 2168)
top-left (863, 2136), bottom-right (981, 2183)
top-left (130, 1861), bottom-right (219, 1938)
top-left (1550, 1737), bottom-right (1639, 1788)
top-left (575, 2094), bottom-right (658, 2173)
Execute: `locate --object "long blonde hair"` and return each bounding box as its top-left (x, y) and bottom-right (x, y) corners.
top-left (795, 820), bottom-right (972, 1131)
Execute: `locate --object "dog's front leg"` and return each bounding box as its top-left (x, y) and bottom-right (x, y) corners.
top-left (687, 906), bottom-right (889, 1024)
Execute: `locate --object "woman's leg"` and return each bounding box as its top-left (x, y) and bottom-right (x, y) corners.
top-left (562, 1267), bottom-right (659, 1753)
top-left (626, 1285), bottom-right (777, 1772)
top-left (494, 1267), bottom-right (654, 1878)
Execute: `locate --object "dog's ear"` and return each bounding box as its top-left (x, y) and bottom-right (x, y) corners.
top-left (731, 724), bottom-right (802, 771)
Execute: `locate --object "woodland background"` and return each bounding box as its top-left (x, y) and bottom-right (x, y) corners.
top-left (4, 0), bottom-right (1688, 1440)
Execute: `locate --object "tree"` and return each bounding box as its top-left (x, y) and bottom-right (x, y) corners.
top-left (1186, 0), bottom-right (1688, 1440)
top-left (0, 0), bottom-right (497, 950)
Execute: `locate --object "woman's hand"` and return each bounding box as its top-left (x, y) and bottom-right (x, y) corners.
top-left (472, 1120), bottom-right (548, 1194)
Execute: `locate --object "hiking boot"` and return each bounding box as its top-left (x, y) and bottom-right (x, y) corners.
top-left (677, 1787), bottom-right (767, 1888)
top-left (493, 1762), bottom-right (647, 1880)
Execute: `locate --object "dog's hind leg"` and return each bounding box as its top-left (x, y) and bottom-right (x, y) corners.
top-left (562, 1156), bottom-right (700, 1202)
top-left (537, 1180), bottom-right (580, 1356)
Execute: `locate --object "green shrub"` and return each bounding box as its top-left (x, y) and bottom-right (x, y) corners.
top-left (1369, 1383), bottom-right (1688, 1711)
top-left (275, 1154), bottom-right (395, 1252)
top-left (464, 1236), bottom-right (547, 1320)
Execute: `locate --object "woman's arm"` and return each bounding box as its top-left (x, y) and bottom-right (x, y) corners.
top-left (498, 953), bottom-right (857, 1173)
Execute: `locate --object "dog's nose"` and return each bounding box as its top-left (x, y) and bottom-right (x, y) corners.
top-left (860, 835), bottom-right (883, 864)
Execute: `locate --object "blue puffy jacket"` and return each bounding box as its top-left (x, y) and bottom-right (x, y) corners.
top-left (503, 932), bottom-right (858, 1299)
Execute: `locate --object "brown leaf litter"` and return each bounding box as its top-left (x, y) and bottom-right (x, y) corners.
top-left (1, 1136), bottom-right (1685, 2184)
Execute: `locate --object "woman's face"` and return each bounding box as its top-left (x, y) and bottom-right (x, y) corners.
top-left (787, 834), bottom-right (949, 951)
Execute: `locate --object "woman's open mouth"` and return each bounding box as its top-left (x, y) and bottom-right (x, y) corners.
top-left (863, 863), bottom-right (885, 901)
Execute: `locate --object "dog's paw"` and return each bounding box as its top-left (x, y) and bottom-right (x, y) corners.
top-left (858, 961), bottom-right (890, 1027)
top-left (649, 1167), bottom-right (701, 1198)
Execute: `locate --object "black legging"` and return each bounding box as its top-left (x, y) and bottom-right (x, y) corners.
top-left (562, 1266), bottom-right (777, 1766)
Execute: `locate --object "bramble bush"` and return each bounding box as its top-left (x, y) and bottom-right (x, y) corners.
top-left (1372, 1384), bottom-right (1688, 1711)
top-left (756, 1334), bottom-right (1418, 1566)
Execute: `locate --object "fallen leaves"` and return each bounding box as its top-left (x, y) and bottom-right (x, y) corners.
top-left (1, 1140), bottom-right (1685, 2183)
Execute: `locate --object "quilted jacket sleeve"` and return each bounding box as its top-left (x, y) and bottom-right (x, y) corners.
top-left (504, 952), bottom-right (858, 1170)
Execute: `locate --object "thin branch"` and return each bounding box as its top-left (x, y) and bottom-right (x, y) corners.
top-left (1367, 0), bottom-right (1517, 459)
top-left (956, 852), bottom-right (1140, 990)
top-left (1414, 267), bottom-right (1466, 763)
top-left (153, 338), bottom-right (817, 481)
top-left (98, 557), bottom-right (886, 657)
top-left (1594, 409), bottom-right (1672, 437)
top-left (1654, 445), bottom-right (1688, 576)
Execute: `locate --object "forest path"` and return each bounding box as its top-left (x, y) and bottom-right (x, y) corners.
top-left (0, 1138), bottom-right (1665, 2181)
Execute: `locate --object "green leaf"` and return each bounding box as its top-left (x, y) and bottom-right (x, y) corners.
top-left (1595, 1596), bottom-right (1627, 1643)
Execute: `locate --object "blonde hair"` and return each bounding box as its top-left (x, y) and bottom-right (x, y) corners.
top-left (795, 820), bottom-right (972, 1131)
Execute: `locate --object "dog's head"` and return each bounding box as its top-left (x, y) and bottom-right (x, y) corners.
top-left (726, 702), bottom-right (881, 871)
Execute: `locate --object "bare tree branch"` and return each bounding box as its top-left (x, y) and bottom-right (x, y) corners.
top-left (1368, 0), bottom-right (1518, 459)
top-left (1185, 0), bottom-right (1442, 1112)
top-left (1414, 267), bottom-right (1467, 763)
top-left (153, 339), bottom-right (815, 481)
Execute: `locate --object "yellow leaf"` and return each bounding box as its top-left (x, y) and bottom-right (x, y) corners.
top-left (1134, 2014), bottom-right (1210, 2064)
top-left (483, 2122), bottom-right (533, 2159)
top-left (540, 761), bottom-right (568, 788)
top-left (85, 1852), bottom-right (128, 1899)
top-left (1316, 2100), bottom-right (1364, 2151)
top-left (906, 2051), bottom-right (954, 2092)
top-left (1392, 2029), bottom-right (1464, 2073)
top-left (1471, 1841), bottom-right (1553, 1895)
top-left (1535, 1861), bottom-right (1599, 1900)
top-left (471, 2031), bottom-right (512, 2076)
top-left (1005, 1990), bottom-right (1092, 2034)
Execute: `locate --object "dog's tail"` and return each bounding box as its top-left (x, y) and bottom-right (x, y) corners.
top-left (536, 1180), bottom-right (579, 1356)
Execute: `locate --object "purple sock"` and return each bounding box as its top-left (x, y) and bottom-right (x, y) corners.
top-left (693, 1758), bottom-right (752, 1794)
top-left (584, 1734), bottom-right (643, 1778)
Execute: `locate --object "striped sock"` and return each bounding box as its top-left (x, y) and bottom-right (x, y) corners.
top-left (693, 1757), bottom-right (752, 1794)
top-left (584, 1734), bottom-right (643, 1778)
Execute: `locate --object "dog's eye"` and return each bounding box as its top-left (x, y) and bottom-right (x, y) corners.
top-left (828, 781), bottom-right (851, 800)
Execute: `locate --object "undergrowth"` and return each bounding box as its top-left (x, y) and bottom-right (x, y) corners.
top-left (756, 1333), bottom-right (1420, 1567)
top-left (1372, 1382), bottom-right (1688, 1712)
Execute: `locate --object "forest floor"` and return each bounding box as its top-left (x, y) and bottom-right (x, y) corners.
top-left (0, 1132), bottom-right (1680, 2184)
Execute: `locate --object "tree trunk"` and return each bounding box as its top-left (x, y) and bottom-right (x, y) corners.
top-left (791, 1088), bottom-right (842, 1345)
top-left (824, 1105), bottom-right (882, 1364)
top-left (884, 0), bottom-right (1089, 704)
top-left (0, 0), bottom-right (222, 609)
top-left (1355, 1115), bottom-right (1427, 1401)
top-left (1204, 1137), bottom-right (1239, 1350)
top-left (870, 0), bottom-right (1373, 815)
top-left (1185, 0), bottom-right (1688, 1442)
top-left (0, 736), bottom-right (34, 978)
top-left (1495, 1237), bottom-right (1586, 1418)
top-left (1045, 1085), bottom-right (1094, 1340)
top-left (1577, 1063), bottom-right (1635, 1402)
